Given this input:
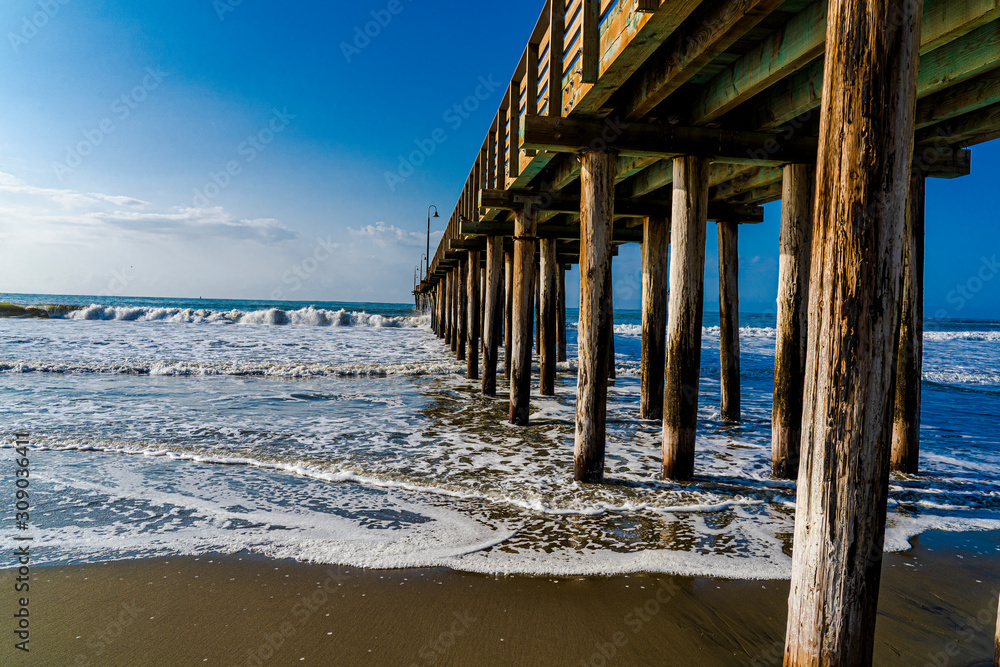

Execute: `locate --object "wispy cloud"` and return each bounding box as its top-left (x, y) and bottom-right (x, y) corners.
top-left (349, 221), bottom-right (426, 249)
top-left (89, 207), bottom-right (297, 243)
top-left (0, 172), bottom-right (149, 208)
top-left (0, 171), bottom-right (296, 244)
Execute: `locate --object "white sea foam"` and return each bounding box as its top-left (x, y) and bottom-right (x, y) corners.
top-left (924, 330), bottom-right (1000, 342)
top-left (0, 452), bottom-right (514, 570)
top-left (3, 301), bottom-right (999, 579)
top-left (611, 324), bottom-right (780, 338)
top-left (10, 445), bottom-right (996, 578)
top-left (62, 304), bottom-right (427, 328)
top-left (0, 359), bottom-right (464, 378)
top-left (924, 370), bottom-right (1000, 387)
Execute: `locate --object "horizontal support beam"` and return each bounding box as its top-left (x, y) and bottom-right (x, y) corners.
top-left (912, 147), bottom-right (973, 177)
top-left (479, 189), bottom-right (764, 223)
top-left (520, 115), bottom-right (819, 166)
top-left (918, 102), bottom-right (1000, 148)
top-left (448, 238), bottom-right (485, 251)
top-left (461, 220), bottom-right (644, 244)
top-left (743, 16), bottom-right (1000, 133)
top-left (696, 0), bottom-right (1000, 129)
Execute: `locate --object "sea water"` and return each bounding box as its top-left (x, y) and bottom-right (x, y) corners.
top-left (1, 293), bottom-right (999, 579)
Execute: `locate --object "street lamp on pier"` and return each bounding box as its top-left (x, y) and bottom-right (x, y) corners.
top-left (425, 205), bottom-right (439, 280)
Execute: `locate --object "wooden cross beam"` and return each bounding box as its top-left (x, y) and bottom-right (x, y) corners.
top-left (448, 238), bottom-right (485, 251)
top-left (461, 220), bottom-right (645, 244)
top-left (519, 115), bottom-right (819, 165)
top-left (478, 189), bottom-right (765, 223)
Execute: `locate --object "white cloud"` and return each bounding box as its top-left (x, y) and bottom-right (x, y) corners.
top-left (88, 207), bottom-right (297, 243)
top-left (0, 171), bottom-right (436, 302)
top-left (0, 172), bottom-right (149, 209)
top-left (0, 172), bottom-right (296, 244)
top-left (349, 221), bottom-right (425, 248)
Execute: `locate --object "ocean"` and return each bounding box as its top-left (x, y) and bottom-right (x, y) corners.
top-left (2, 293), bottom-right (999, 579)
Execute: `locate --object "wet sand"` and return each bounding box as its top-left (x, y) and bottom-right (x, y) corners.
top-left (2, 529), bottom-right (998, 666)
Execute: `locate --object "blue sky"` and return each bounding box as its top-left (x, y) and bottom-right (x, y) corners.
top-left (0, 0), bottom-right (997, 318)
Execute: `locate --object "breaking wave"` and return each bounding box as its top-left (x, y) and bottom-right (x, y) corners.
top-left (58, 305), bottom-right (426, 328)
top-left (0, 359), bottom-right (462, 378)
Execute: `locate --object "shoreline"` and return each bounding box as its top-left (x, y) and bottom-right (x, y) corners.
top-left (2, 529), bottom-right (998, 666)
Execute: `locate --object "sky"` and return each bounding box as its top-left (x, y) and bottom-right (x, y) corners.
top-left (0, 0), bottom-right (998, 318)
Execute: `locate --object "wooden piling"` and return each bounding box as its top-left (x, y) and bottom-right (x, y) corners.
top-left (467, 250), bottom-right (481, 380)
top-left (995, 593), bottom-right (1000, 667)
top-left (662, 155), bottom-right (710, 481)
top-left (557, 265), bottom-right (568, 363)
top-left (535, 261), bottom-right (542, 354)
top-left (432, 288), bottom-right (438, 336)
top-left (891, 172), bottom-right (925, 474)
top-left (442, 280), bottom-right (449, 340)
top-left (505, 250), bottom-right (514, 383)
top-left (429, 290), bottom-right (436, 334)
top-left (784, 0), bottom-right (922, 661)
top-left (483, 236), bottom-right (504, 396)
top-left (441, 274), bottom-right (447, 342)
top-left (457, 260), bottom-right (467, 361)
top-left (435, 290), bottom-right (441, 337)
top-left (448, 270), bottom-right (457, 351)
top-left (718, 220), bottom-right (741, 423)
top-left (539, 238), bottom-right (558, 396)
top-left (510, 207), bottom-right (538, 425)
top-left (454, 267), bottom-right (461, 353)
top-left (574, 150), bottom-right (616, 483)
top-left (608, 289), bottom-right (616, 383)
top-left (772, 164), bottom-right (815, 480)
top-left (640, 215), bottom-right (670, 420)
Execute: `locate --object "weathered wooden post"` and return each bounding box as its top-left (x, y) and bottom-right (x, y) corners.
top-left (438, 273), bottom-right (448, 340)
top-left (510, 207), bottom-right (538, 425)
top-left (483, 236), bottom-right (504, 396)
top-left (429, 289), bottom-right (436, 333)
top-left (535, 261), bottom-right (542, 354)
top-left (454, 267), bottom-right (461, 352)
top-left (891, 172), bottom-right (925, 473)
top-left (448, 270), bottom-right (457, 351)
top-left (662, 156), bottom-right (710, 481)
top-left (608, 288), bottom-right (616, 383)
top-left (574, 150), bottom-right (616, 483)
top-left (434, 290), bottom-right (441, 336)
top-left (784, 0), bottom-right (923, 661)
top-left (467, 250), bottom-right (481, 380)
top-left (640, 215), bottom-right (670, 420)
top-left (430, 288), bottom-right (437, 335)
top-left (457, 259), bottom-right (467, 361)
top-left (772, 164), bottom-right (815, 479)
top-left (718, 220), bottom-right (741, 423)
top-left (557, 264), bottom-right (568, 363)
top-left (539, 238), bottom-right (558, 395)
top-left (505, 249), bottom-right (514, 383)
top-left (480, 266), bottom-right (486, 345)
top-left (440, 276), bottom-right (446, 341)
top-left (439, 280), bottom-right (447, 340)
top-left (995, 593), bottom-right (1000, 667)
top-left (443, 278), bottom-right (450, 341)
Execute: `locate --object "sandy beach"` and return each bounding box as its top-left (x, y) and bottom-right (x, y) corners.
top-left (2, 529), bottom-right (996, 666)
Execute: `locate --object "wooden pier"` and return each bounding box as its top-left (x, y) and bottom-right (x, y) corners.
top-left (414, 0), bottom-right (1000, 663)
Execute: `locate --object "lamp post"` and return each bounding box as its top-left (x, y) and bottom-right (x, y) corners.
top-left (426, 205), bottom-right (439, 280)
